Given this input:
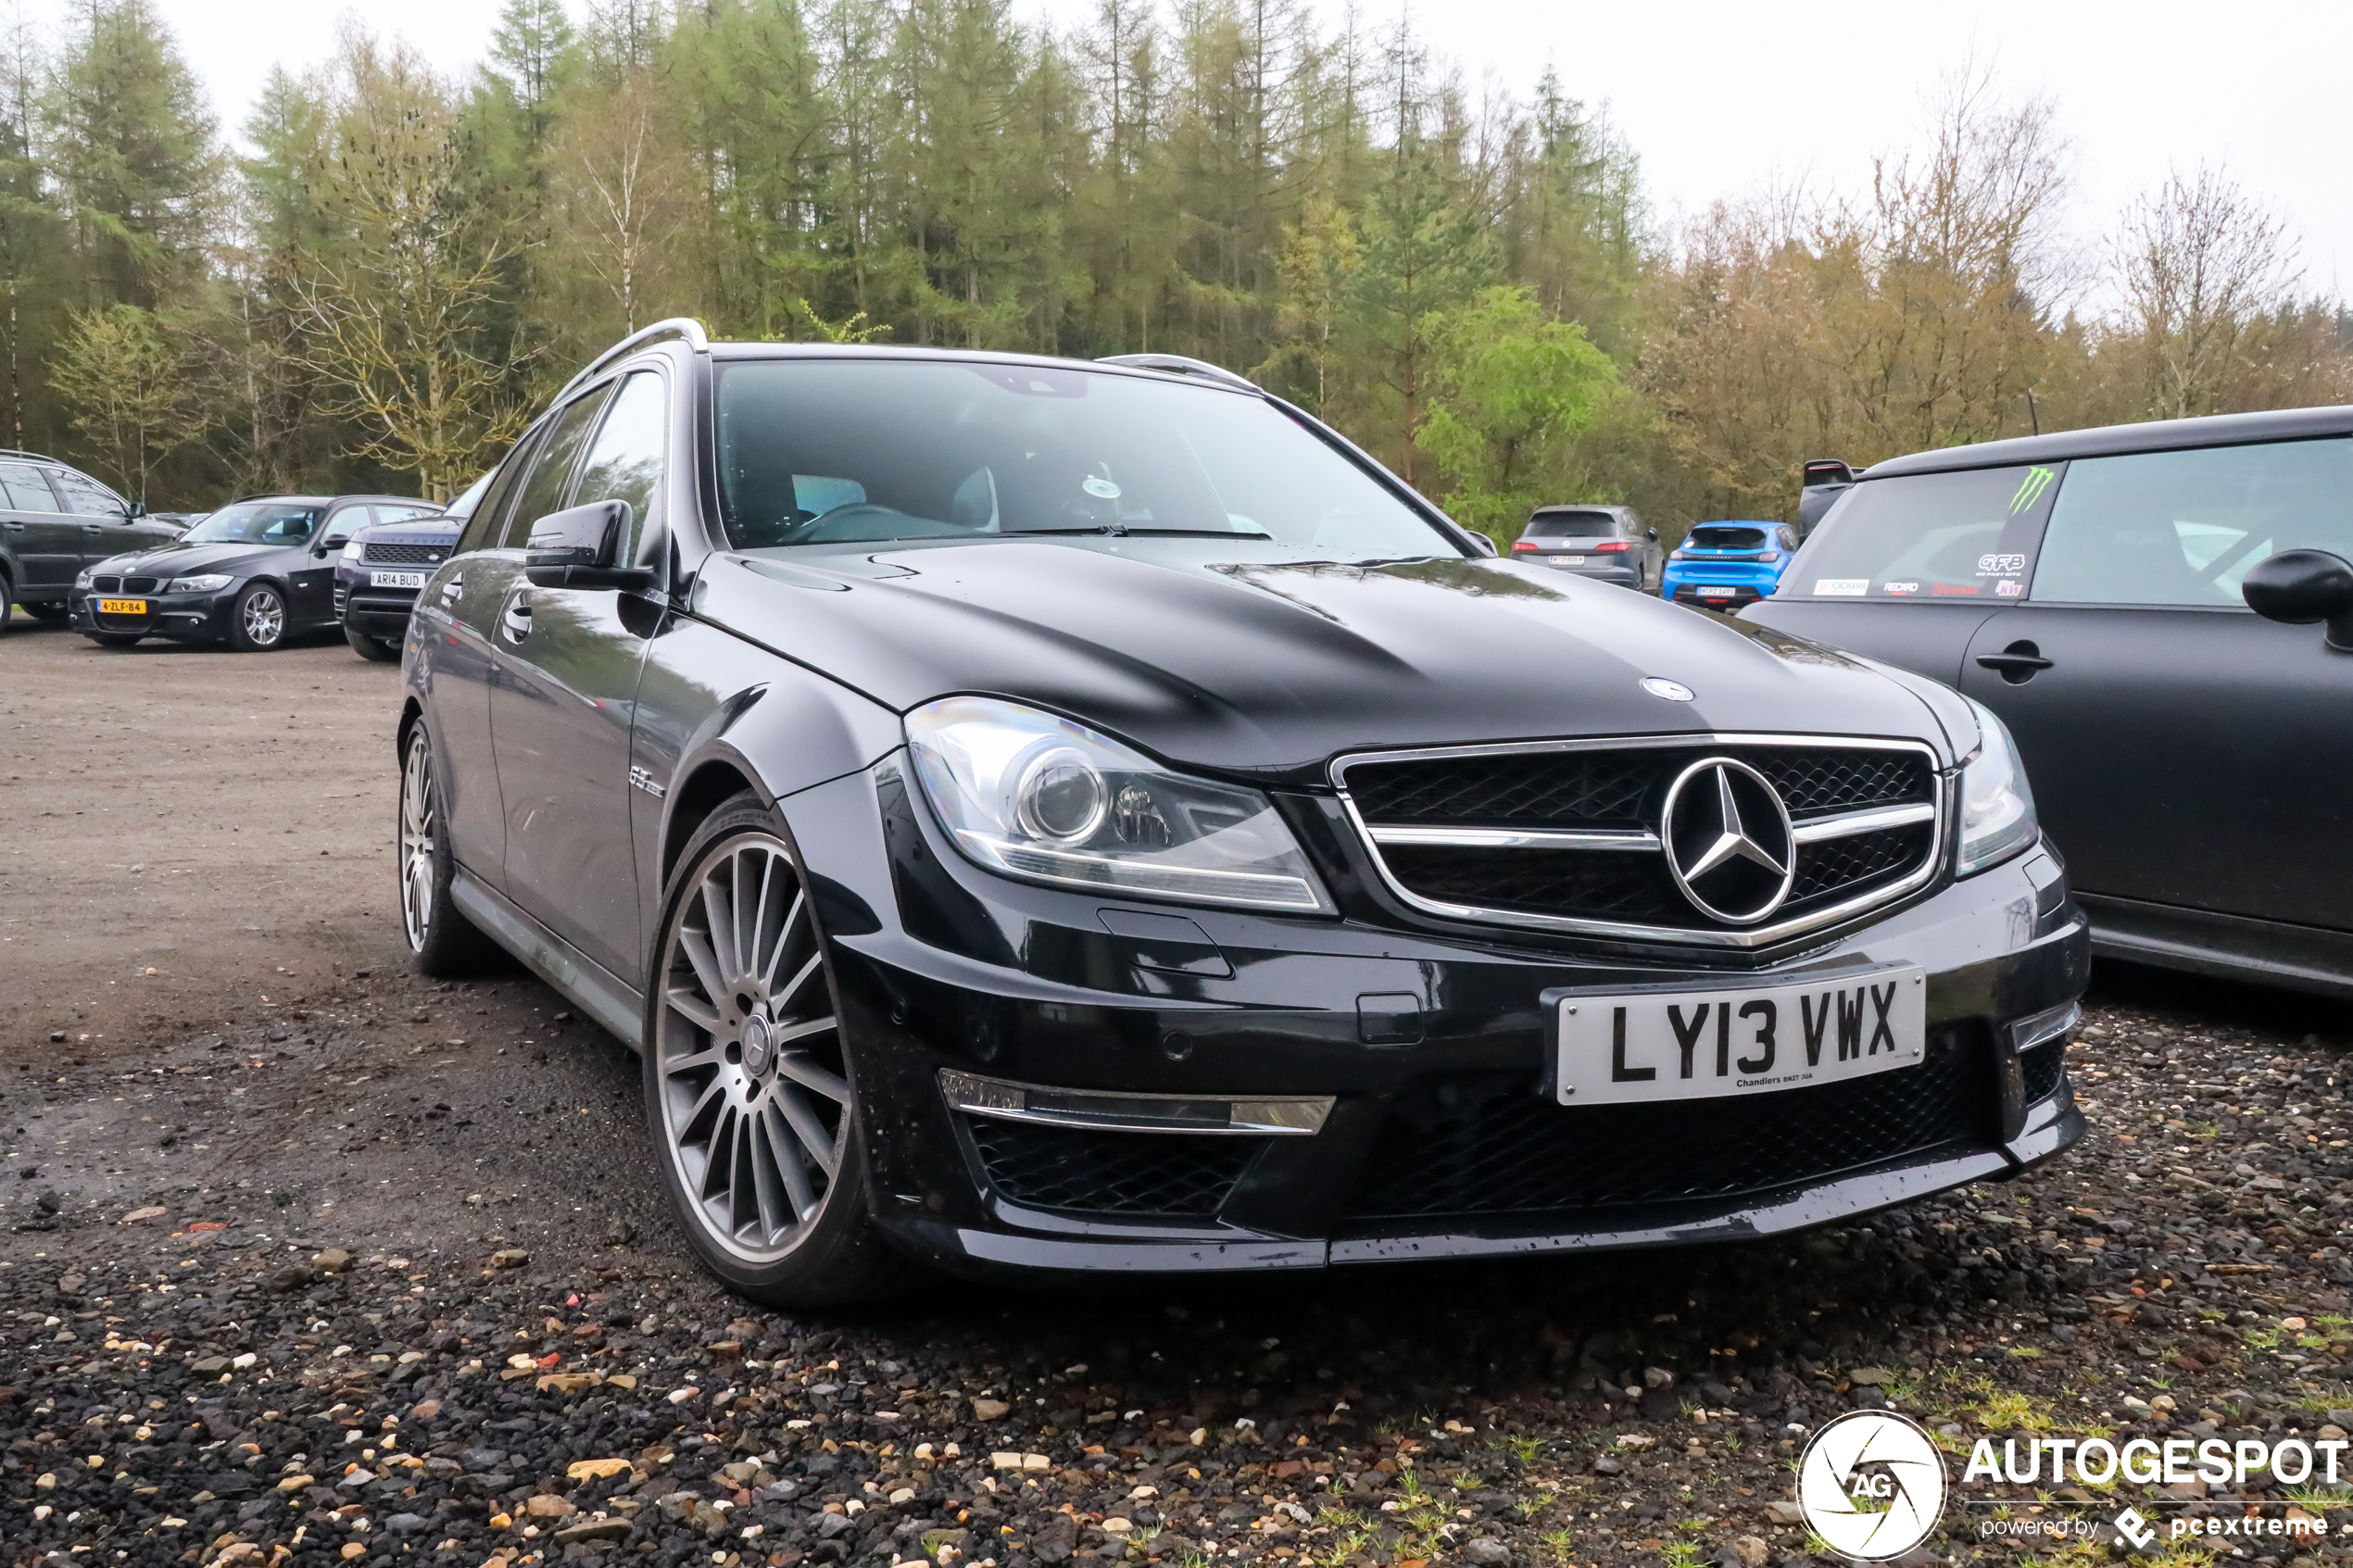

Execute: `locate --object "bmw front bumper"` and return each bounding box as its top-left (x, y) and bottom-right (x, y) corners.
top-left (782, 761), bottom-right (2092, 1280)
top-left (71, 587), bottom-right (240, 641)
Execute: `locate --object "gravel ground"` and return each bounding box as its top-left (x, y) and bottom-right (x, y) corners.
top-left (5, 974), bottom-right (2349, 1568)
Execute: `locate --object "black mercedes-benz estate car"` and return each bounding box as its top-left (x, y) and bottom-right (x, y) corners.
top-left (75, 493), bottom-right (434, 649)
top-left (396, 320), bottom-right (2089, 1304)
top-left (1747, 407), bottom-right (2353, 999)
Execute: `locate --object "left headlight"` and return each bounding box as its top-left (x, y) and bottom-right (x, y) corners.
top-left (1956, 697), bottom-right (2038, 876)
top-left (905, 696), bottom-right (1334, 913)
top-left (169, 573), bottom-right (233, 593)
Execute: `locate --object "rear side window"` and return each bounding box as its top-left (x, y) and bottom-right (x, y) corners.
top-left (0, 462), bottom-right (57, 511)
top-left (498, 387), bottom-right (611, 548)
top-left (1524, 510), bottom-right (1619, 538)
top-left (2032, 439), bottom-right (2353, 607)
top-left (1787, 464), bottom-right (2061, 601)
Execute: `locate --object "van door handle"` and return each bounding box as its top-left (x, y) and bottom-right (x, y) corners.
top-left (1976, 642), bottom-right (2053, 684)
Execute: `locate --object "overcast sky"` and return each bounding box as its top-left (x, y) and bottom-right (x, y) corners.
top-left (58, 0), bottom-right (2353, 303)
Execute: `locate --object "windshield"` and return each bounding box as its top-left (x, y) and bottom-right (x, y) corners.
top-left (1687, 525), bottom-right (1769, 550)
top-left (182, 501), bottom-right (321, 546)
top-left (1524, 510), bottom-right (1619, 539)
top-left (1786, 464), bottom-right (2060, 600)
top-left (714, 358), bottom-right (1458, 561)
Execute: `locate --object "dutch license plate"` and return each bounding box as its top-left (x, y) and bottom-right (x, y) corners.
top-left (371, 570), bottom-right (427, 589)
top-left (1698, 584), bottom-right (1737, 598)
top-left (1554, 965), bottom-right (1925, 1106)
top-left (95, 597), bottom-right (147, 615)
top-left (1552, 555), bottom-right (1585, 565)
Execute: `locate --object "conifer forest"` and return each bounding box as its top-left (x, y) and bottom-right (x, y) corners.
top-left (10, 0), bottom-right (2351, 538)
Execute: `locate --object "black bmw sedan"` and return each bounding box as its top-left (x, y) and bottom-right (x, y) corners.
top-left (396, 321), bottom-right (2089, 1304)
top-left (74, 493), bottom-right (433, 650)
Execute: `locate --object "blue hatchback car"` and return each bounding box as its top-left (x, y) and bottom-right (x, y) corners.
top-left (1663, 521), bottom-right (1801, 609)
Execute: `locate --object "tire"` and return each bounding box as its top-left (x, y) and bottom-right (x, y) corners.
top-left (396, 721), bottom-right (503, 977)
top-left (228, 582), bottom-right (286, 651)
top-left (85, 633), bottom-right (143, 647)
top-left (346, 623), bottom-right (399, 662)
top-left (0, 571), bottom-right (12, 631)
top-left (644, 793), bottom-right (914, 1306)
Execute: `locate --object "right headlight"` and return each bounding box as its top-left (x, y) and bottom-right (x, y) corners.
top-left (341, 538), bottom-right (365, 561)
top-left (74, 568), bottom-right (94, 590)
top-left (905, 696), bottom-right (1334, 913)
top-left (1956, 697), bottom-right (2038, 875)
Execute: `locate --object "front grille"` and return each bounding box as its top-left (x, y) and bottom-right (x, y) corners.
top-left (1342, 739), bottom-right (1940, 940)
top-left (1345, 1023), bottom-right (1992, 1219)
top-left (364, 542), bottom-right (447, 565)
top-left (966, 1118), bottom-right (1263, 1217)
top-left (127, 576), bottom-right (160, 593)
top-left (92, 574), bottom-right (120, 593)
top-left (2020, 1041), bottom-right (2065, 1104)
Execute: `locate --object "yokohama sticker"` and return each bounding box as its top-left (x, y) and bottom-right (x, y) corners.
top-left (1814, 579), bottom-right (1869, 596)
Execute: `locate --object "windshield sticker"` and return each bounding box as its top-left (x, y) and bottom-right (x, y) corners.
top-left (1814, 578), bottom-right (1869, 596)
top-left (1082, 476), bottom-right (1122, 499)
top-left (1995, 579), bottom-right (2025, 596)
top-left (1977, 552), bottom-right (2027, 576)
top-left (1883, 581), bottom-right (1919, 595)
top-left (2007, 466), bottom-right (2057, 514)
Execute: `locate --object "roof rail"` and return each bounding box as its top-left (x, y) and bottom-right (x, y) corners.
top-left (0, 446), bottom-right (59, 463)
top-left (1096, 353), bottom-right (1259, 394)
top-left (557, 318), bottom-right (711, 402)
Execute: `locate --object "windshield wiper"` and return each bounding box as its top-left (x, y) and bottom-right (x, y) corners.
top-left (1000, 526), bottom-right (1274, 540)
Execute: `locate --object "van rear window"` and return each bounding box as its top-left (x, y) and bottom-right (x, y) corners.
top-left (1785, 465), bottom-right (2061, 601)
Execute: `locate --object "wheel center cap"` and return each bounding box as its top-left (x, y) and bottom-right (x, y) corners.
top-left (741, 1012), bottom-right (774, 1075)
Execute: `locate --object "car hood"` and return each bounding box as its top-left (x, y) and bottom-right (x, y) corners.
top-left (699, 543), bottom-right (1954, 783)
top-left (92, 539), bottom-right (284, 576)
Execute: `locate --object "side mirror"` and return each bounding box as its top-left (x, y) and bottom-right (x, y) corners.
top-left (1645, 527), bottom-right (1658, 541)
top-left (1466, 531), bottom-right (1500, 558)
top-left (524, 499), bottom-right (656, 592)
top-left (319, 533), bottom-right (349, 554)
top-left (2245, 549), bottom-right (2353, 651)
top-left (124, 500), bottom-right (145, 520)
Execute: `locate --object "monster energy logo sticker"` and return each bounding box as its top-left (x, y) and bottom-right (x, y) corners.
top-left (2008, 466), bottom-right (2057, 514)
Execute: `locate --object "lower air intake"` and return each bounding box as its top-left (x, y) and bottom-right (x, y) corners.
top-left (966, 1118), bottom-right (1264, 1217)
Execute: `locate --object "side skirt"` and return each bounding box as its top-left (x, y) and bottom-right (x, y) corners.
top-left (2078, 891), bottom-right (2353, 1001)
top-left (451, 867), bottom-right (647, 1050)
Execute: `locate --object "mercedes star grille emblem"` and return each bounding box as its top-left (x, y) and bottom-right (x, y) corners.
top-left (1660, 757), bottom-right (1797, 924)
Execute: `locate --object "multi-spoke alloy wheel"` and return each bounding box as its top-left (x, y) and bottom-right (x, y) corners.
top-left (657, 828), bottom-right (851, 1263)
top-left (399, 728), bottom-right (438, 951)
top-left (645, 795), bottom-right (908, 1303)
top-left (231, 583), bottom-right (284, 651)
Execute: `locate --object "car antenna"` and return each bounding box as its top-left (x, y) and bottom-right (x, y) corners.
top-left (2025, 389), bottom-right (2041, 437)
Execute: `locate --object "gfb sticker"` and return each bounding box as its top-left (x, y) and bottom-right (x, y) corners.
top-left (1882, 582), bottom-right (1920, 596)
top-left (2008, 466), bottom-right (2057, 514)
top-left (1795, 1411), bottom-right (1947, 1561)
top-left (1977, 553), bottom-right (2027, 576)
top-left (1995, 580), bottom-right (2025, 596)
top-left (1815, 579), bottom-right (1869, 596)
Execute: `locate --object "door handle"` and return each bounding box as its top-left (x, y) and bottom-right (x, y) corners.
top-left (440, 578), bottom-right (464, 604)
top-left (501, 590), bottom-right (534, 643)
top-left (1976, 641), bottom-right (2053, 684)
top-left (2, 521), bottom-right (20, 531)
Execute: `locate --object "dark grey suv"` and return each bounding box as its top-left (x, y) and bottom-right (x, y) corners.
top-left (1508, 504), bottom-right (1662, 590)
top-left (0, 451), bottom-right (178, 628)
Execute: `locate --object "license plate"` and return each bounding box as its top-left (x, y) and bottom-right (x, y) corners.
top-left (1554, 965), bottom-right (1925, 1106)
top-left (371, 570), bottom-right (427, 589)
top-left (1551, 555), bottom-right (1585, 565)
top-left (96, 597), bottom-right (147, 615)
top-left (1698, 585), bottom-right (1738, 598)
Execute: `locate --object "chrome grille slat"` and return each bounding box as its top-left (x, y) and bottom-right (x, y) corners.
top-left (1335, 733), bottom-right (1946, 948)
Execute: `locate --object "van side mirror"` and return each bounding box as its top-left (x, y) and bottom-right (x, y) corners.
top-left (2244, 549), bottom-right (2353, 651)
top-left (524, 499), bottom-right (656, 592)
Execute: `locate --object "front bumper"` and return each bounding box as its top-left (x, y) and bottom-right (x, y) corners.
top-left (340, 586), bottom-right (422, 641)
top-left (71, 586), bottom-right (237, 640)
top-left (783, 763), bottom-right (2092, 1279)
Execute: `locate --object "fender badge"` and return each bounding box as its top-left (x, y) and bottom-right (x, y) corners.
top-left (1640, 677), bottom-right (1694, 702)
top-left (627, 765), bottom-right (668, 798)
